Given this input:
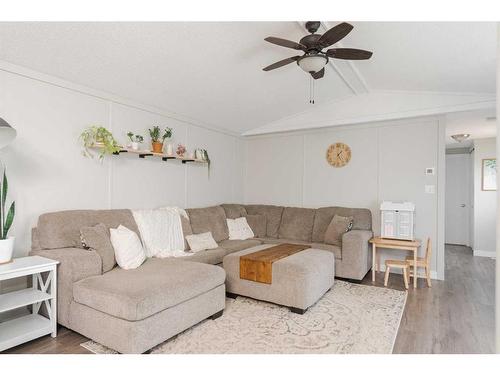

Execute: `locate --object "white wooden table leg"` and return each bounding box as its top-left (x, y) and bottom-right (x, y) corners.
top-left (50, 266), bottom-right (57, 337)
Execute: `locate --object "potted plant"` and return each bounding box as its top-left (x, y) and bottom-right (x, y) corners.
top-left (127, 132), bottom-right (144, 151)
top-left (0, 169), bottom-right (15, 264)
top-left (148, 126), bottom-right (173, 153)
top-left (80, 126), bottom-right (120, 160)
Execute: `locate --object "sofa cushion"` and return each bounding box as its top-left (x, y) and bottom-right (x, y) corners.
top-left (37, 209), bottom-right (140, 250)
top-left (181, 216), bottom-right (193, 250)
top-left (324, 215), bottom-right (353, 246)
top-left (185, 232), bottom-right (218, 253)
top-left (278, 207), bottom-right (316, 242)
top-left (182, 247), bottom-right (227, 265)
top-left (73, 258), bottom-right (225, 321)
top-left (218, 239), bottom-right (262, 254)
top-left (244, 205), bottom-right (284, 238)
top-left (80, 223), bottom-right (116, 273)
top-left (221, 204), bottom-right (247, 219)
top-left (186, 206), bottom-right (229, 242)
top-left (312, 207), bottom-right (372, 243)
top-left (245, 214), bottom-right (267, 238)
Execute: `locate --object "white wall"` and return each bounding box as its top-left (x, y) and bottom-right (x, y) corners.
top-left (244, 117), bottom-right (445, 279)
top-left (473, 137), bottom-right (497, 257)
top-left (0, 65), bottom-right (243, 257)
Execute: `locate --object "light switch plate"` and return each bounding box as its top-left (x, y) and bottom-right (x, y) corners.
top-left (425, 185), bottom-right (436, 194)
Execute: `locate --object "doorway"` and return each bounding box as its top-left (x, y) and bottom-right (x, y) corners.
top-left (445, 151), bottom-right (472, 246)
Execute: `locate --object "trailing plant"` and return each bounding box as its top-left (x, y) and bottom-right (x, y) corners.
top-left (127, 132), bottom-right (144, 143)
top-left (80, 126), bottom-right (120, 160)
top-left (202, 149), bottom-right (211, 177)
top-left (0, 169), bottom-right (15, 240)
top-left (148, 126), bottom-right (173, 143)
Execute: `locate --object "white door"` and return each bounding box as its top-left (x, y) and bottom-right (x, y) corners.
top-left (445, 153), bottom-right (471, 245)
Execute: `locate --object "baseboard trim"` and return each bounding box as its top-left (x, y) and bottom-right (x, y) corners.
top-left (473, 250), bottom-right (496, 258)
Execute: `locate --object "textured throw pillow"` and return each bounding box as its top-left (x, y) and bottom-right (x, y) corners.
top-left (109, 225), bottom-right (146, 270)
top-left (80, 223), bottom-right (116, 273)
top-left (227, 217), bottom-right (254, 240)
top-left (324, 215), bottom-right (354, 246)
top-left (245, 214), bottom-right (267, 238)
top-left (185, 232), bottom-right (218, 253)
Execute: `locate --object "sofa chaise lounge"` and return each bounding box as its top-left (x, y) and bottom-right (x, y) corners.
top-left (30, 204), bottom-right (372, 353)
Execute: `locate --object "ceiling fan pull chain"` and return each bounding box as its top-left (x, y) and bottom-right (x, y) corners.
top-left (312, 78), bottom-right (315, 104)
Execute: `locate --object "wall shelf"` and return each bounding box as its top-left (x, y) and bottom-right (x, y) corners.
top-left (95, 146), bottom-right (208, 164)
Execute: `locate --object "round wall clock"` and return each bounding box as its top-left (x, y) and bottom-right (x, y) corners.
top-left (326, 143), bottom-right (352, 167)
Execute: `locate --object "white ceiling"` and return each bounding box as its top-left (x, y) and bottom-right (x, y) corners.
top-left (0, 22), bottom-right (496, 135)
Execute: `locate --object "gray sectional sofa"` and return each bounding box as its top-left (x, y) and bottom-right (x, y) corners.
top-left (30, 204), bottom-right (372, 353)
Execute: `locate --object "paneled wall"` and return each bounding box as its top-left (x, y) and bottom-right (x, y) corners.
top-left (0, 67), bottom-right (243, 257)
top-left (244, 117), bottom-right (445, 279)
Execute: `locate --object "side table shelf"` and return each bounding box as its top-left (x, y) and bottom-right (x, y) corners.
top-left (0, 256), bottom-right (59, 352)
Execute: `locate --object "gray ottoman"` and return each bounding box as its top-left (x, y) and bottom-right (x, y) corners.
top-left (222, 244), bottom-right (335, 314)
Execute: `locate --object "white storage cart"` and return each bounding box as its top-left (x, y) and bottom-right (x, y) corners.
top-left (380, 201), bottom-right (415, 241)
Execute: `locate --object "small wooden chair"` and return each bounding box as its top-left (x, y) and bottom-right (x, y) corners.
top-left (384, 260), bottom-right (410, 289)
top-left (406, 238), bottom-right (432, 287)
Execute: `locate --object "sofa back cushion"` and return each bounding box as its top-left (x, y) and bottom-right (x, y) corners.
top-left (245, 214), bottom-right (267, 238)
top-left (244, 205), bottom-right (284, 238)
top-left (186, 205), bottom-right (229, 242)
top-left (221, 204), bottom-right (247, 219)
top-left (312, 206), bottom-right (372, 243)
top-left (37, 209), bottom-right (140, 250)
top-left (180, 216), bottom-right (193, 250)
top-left (278, 207), bottom-right (316, 242)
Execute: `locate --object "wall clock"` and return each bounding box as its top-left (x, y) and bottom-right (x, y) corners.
top-left (326, 143), bottom-right (351, 167)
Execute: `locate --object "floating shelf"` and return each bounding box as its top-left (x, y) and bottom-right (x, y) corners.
top-left (93, 146), bottom-right (208, 164)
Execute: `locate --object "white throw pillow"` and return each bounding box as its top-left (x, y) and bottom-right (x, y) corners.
top-left (185, 232), bottom-right (218, 253)
top-left (227, 217), bottom-right (255, 240)
top-left (109, 225), bottom-right (146, 270)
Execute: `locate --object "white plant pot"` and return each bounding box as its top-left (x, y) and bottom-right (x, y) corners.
top-left (0, 237), bottom-right (15, 264)
top-left (131, 142), bottom-right (140, 151)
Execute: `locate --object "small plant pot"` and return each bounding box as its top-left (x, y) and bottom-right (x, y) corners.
top-left (0, 237), bottom-right (15, 264)
top-left (152, 142), bottom-right (164, 153)
top-left (131, 142), bottom-right (140, 151)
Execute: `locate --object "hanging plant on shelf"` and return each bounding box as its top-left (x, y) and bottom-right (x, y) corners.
top-left (80, 126), bottom-right (120, 161)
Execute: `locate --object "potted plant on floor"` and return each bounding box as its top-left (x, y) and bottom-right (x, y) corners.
top-left (148, 126), bottom-right (173, 153)
top-left (80, 126), bottom-right (121, 160)
top-left (0, 168), bottom-right (15, 264)
top-left (126, 132), bottom-right (144, 151)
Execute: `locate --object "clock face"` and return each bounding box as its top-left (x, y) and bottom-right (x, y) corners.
top-left (326, 143), bottom-right (352, 168)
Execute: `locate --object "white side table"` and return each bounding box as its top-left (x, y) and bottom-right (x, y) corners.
top-left (0, 256), bottom-right (59, 352)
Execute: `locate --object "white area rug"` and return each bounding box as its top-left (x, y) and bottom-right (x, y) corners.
top-left (81, 280), bottom-right (406, 354)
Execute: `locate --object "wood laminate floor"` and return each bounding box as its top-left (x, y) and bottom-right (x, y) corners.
top-left (3, 244), bottom-right (495, 354)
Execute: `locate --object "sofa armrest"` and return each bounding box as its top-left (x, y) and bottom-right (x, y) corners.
top-left (30, 248), bottom-right (102, 327)
top-left (337, 230), bottom-right (373, 280)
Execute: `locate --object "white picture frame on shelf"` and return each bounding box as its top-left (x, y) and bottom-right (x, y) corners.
top-left (482, 158), bottom-right (497, 191)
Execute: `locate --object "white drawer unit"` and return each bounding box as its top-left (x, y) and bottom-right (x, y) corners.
top-left (380, 201), bottom-right (415, 241)
top-left (0, 256), bottom-right (59, 352)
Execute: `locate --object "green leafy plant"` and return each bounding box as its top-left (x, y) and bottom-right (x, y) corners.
top-left (200, 149), bottom-right (211, 177)
top-left (0, 169), bottom-right (15, 240)
top-left (80, 126), bottom-right (120, 160)
top-left (148, 126), bottom-right (173, 143)
top-left (127, 132), bottom-right (144, 143)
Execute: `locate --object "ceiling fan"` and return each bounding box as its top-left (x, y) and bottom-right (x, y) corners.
top-left (262, 21), bottom-right (373, 80)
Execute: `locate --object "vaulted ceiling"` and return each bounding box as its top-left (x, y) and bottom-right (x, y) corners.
top-left (0, 22), bottom-right (496, 135)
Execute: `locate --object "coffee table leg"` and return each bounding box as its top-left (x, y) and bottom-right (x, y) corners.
top-left (372, 244), bottom-right (376, 282)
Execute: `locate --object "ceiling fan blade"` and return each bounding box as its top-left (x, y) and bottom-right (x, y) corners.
top-left (264, 37), bottom-right (306, 51)
top-left (262, 56), bottom-right (300, 71)
top-left (318, 22), bottom-right (354, 48)
top-left (326, 48), bottom-right (373, 60)
top-left (310, 68), bottom-right (325, 80)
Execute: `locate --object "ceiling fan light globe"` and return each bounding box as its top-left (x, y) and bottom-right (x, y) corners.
top-left (298, 55), bottom-right (328, 73)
